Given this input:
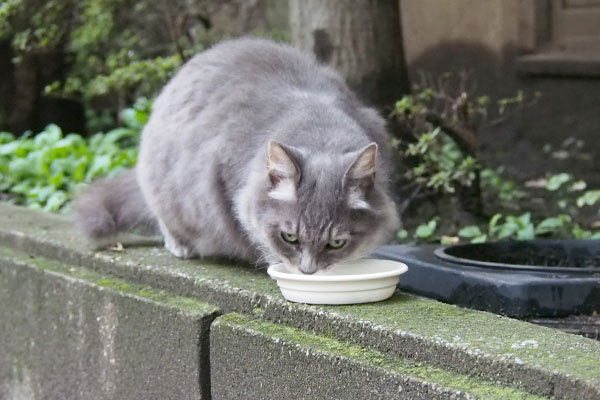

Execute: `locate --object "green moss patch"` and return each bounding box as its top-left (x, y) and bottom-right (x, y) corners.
top-left (0, 246), bottom-right (220, 316)
top-left (327, 295), bottom-right (600, 383)
top-left (216, 313), bottom-right (548, 400)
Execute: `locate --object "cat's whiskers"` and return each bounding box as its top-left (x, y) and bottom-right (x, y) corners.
top-left (253, 243), bottom-right (279, 269)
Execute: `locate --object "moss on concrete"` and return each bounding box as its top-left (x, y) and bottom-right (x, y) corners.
top-left (1, 203), bottom-right (600, 398)
top-left (215, 313), bottom-right (548, 400)
top-left (327, 295), bottom-right (600, 383)
top-left (0, 246), bottom-right (220, 316)
top-left (0, 203), bottom-right (279, 294)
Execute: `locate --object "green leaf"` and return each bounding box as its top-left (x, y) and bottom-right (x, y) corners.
top-left (34, 124), bottom-right (62, 148)
top-left (103, 127), bottom-right (139, 148)
top-left (0, 141), bottom-right (19, 155)
top-left (72, 157), bottom-right (88, 182)
top-left (395, 96), bottom-right (414, 113)
top-left (569, 180), bottom-right (587, 192)
top-left (8, 158), bottom-right (31, 178)
top-left (516, 224), bottom-right (535, 240)
top-left (572, 225), bottom-right (592, 239)
top-left (546, 173), bottom-right (570, 191)
top-left (471, 234), bottom-right (487, 243)
top-left (488, 213), bottom-right (502, 233)
top-left (535, 217), bottom-right (564, 235)
top-left (85, 153), bottom-right (112, 181)
top-left (48, 172), bottom-right (64, 187)
top-left (51, 134), bottom-right (86, 157)
top-left (517, 212), bottom-right (531, 226)
top-left (10, 181), bottom-right (32, 195)
top-left (496, 221), bottom-right (519, 240)
top-left (28, 184), bottom-right (55, 202)
top-left (26, 149), bottom-right (49, 177)
top-left (458, 225), bottom-right (483, 238)
top-left (577, 190), bottom-right (600, 208)
top-left (0, 132), bottom-right (15, 144)
top-left (120, 108), bottom-right (148, 130)
top-left (415, 218), bottom-right (438, 239)
top-left (396, 229), bottom-right (408, 240)
top-left (44, 190), bottom-right (68, 211)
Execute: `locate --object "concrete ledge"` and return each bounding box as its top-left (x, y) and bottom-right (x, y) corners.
top-left (516, 52), bottom-right (600, 78)
top-left (0, 246), bottom-right (219, 399)
top-left (2, 204), bottom-right (600, 399)
top-left (211, 313), bottom-right (547, 400)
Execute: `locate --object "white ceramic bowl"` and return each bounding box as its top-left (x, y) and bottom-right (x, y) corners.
top-left (267, 259), bottom-right (408, 305)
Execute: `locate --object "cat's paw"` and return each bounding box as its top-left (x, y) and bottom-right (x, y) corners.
top-left (164, 237), bottom-right (195, 259)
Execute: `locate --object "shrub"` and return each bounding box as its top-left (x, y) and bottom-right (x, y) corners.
top-left (391, 77), bottom-right (599, 243)
top-left (0, 0), bottom-right (217, 132)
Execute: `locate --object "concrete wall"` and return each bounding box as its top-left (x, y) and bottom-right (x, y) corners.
top-left (400, 0), bottom-right (525, 92)
top-left (0, 251), bottom-right (217, 400)
top-left (1, 204), bottom-right (600, 399)
top-left (401, 0), bottom-right (521, 65)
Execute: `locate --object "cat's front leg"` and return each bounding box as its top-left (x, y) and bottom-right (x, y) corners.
top-left (158, 221), bottom-right (196, 259)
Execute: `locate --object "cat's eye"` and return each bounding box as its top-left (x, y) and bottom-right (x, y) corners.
top-left (327, 239), bottom-right (347, 249)
top-left (281, 232), bottom-right (299, 244)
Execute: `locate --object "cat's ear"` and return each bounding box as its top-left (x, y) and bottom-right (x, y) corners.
top-left (343, 143), bottom-right (377, 210)
top-left (267, 140), bottom-right (301, 201)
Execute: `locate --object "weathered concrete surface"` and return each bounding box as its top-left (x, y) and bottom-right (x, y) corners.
top-left (211, 313), bottom-right (547, 400)
top-left (0, 246), bottom-right (220, 400)
top-left (1, 203), bottom-right (600, 399)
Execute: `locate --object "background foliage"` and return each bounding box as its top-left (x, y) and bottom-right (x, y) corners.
top-left (0, 0), bottom-right (221, 133)
top-left (0, 99), bottom-right (149, 212)
top-left (0, 1), bottom-right (598, 243)
top-left (392, 79), bottom-right (600, 243)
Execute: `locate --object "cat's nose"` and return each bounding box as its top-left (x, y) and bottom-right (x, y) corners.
top-left (301, 269), bottom-right (317, 275)
top-left (299, 258), bottom-right (318, 274)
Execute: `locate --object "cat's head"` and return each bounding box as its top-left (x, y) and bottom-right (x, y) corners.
top-left (256, 140), bottom-right (399, 274)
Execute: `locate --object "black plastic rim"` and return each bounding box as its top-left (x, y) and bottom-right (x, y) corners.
top-left (434, 239), bottom-right (600, 274)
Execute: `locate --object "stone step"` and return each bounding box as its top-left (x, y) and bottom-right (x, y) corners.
top-left (211, 313), bottom-right (548, 400)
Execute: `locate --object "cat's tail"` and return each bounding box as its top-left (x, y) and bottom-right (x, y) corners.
top-left (74, 169), bottom-right (157, 239)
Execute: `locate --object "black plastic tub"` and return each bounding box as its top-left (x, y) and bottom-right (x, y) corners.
top-left (372, 240), bottom-right (600, 318)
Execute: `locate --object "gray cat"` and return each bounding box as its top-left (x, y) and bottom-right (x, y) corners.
top-left (75, 37), bottom-right (400, 274)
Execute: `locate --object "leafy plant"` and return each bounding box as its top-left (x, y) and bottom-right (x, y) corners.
top-left (480, 167), bottom-right (525, 203)
top-left (0, 99), bottom-right (150, 212)
top-left (400, 125), bottom-right (479, 194)
top-left (391, 75), bottom-right (539, 221)
top-left (396, 157), bottom-right (600, 244)
top-left (457, 225), bottom-right (486, 243)
top-left (401, 209), bottom-right (600, 245)
top-left (391, 76), bottom-right (599, 245)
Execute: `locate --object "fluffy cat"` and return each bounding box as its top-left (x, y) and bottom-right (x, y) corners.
top-left (75, 37), bottom-right (400, 274)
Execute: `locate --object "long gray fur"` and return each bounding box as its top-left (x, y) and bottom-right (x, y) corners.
top-left (75, 37), bottom-right (399, 274)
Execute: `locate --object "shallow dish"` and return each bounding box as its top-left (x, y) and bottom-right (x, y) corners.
top-left (267, 259), bottom-right (408, 305)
